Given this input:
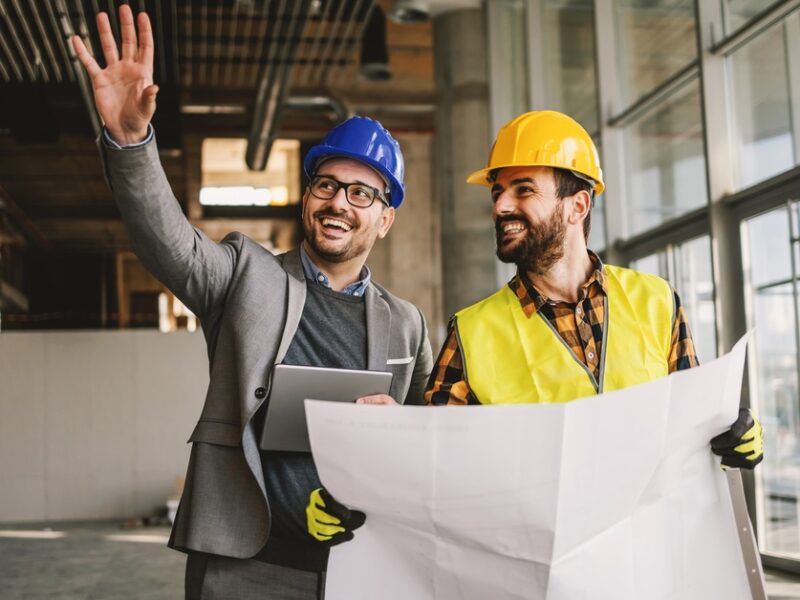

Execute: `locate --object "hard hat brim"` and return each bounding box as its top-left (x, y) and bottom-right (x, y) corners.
top-left (304, 144), bottom-right (405, 208)
top-left (466, 164), bottom-right (605, 196)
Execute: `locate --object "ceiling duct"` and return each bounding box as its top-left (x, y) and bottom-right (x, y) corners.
top-left (285, 95), bottom-right (352, 123)
top-left (389, 0), bottom-right (430, 23)
top-left (360, 5), bottom-right (391, 81)
top-left (246, 0), bottom-right (313, 171)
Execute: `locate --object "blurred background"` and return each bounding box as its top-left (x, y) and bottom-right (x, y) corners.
top-left (1, 0), bottom-right (800, 596)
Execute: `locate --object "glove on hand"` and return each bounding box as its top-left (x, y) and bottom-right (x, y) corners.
top-left (306, 487), bottom-right (366, 546)
top-left (710, 408), bottom-right (764, 469)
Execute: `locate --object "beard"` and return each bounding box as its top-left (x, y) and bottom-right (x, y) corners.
top-left (303, 208), bottom-right (373, 264)
top-left (495, 205), bottom-right (566, 275)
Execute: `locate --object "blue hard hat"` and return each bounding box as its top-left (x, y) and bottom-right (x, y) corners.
top-left (303, 116), bottom-right (405, 208)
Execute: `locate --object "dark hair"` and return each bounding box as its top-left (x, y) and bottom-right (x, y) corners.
top-left (553, 168), bottom-right (593, 242)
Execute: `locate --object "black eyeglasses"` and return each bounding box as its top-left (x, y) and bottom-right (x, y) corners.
top-left (309, 175), bottom-right (390, 208)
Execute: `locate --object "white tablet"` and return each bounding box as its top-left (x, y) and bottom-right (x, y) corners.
top-left (259, 364), bottom-right (393, 453)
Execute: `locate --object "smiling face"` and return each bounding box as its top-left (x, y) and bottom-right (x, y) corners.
top-left (301, 157), bottom-right (395, 265)
top-left (491, 166), bottom-right (570, 275)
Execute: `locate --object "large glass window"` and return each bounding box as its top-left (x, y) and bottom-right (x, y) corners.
top-left (630, 235), bottom-right (717, 362)
top-left (613, 0), bottom-right (697, 106)
top-left (727, 12), bottom-right (800, 191)
top-left (723, 0), bottom-right (785, 33)
top-left (540, 0), bottom-right (598, 134)
top-left (743, 203), bottom-right (800, 559)
top-left (623, 80), bottom-right (708, 235)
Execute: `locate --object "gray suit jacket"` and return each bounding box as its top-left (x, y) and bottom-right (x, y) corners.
top-left (99, 136), bottom-right (433, 558)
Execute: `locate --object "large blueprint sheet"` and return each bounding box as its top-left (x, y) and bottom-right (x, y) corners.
top-left (306, 336), bottom-right (752, 599)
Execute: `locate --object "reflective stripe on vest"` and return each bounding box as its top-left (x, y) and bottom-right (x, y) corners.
top-left (454, 265), bottom-right (674, 405)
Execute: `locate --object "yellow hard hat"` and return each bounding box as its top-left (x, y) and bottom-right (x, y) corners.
top-left (467, 110), bottom-right (605, 196)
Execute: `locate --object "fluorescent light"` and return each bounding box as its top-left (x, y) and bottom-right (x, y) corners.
top-left (199, 186), bottom-right (274, 206)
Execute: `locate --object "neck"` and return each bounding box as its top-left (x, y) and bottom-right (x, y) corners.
top-left (302, 241), bottom-right (367, 292)
top-left (526, 236), bottom-right (593, 303)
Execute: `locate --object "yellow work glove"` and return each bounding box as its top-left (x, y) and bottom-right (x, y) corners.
top-left (306, 488), bottom-right (366, 546)
top-left (710, 408), bottom-right (764, 469)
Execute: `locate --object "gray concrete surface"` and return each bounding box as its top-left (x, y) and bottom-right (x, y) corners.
top-left (0, 522), bottom-right (184, 599)
top-left (1, 521), bottom-right (800, 599)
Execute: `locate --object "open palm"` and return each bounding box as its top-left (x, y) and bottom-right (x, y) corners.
top-left (71, 5), bottom-right (157, 145)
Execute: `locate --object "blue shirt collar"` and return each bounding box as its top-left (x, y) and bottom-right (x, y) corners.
top-left (299, 244), bottom-right (371, 297)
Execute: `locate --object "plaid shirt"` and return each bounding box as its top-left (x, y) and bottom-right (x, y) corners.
top-left (424, 255), bottom-right (699, 405)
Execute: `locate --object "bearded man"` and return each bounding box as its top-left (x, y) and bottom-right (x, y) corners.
top-left (424, 110), bottom-right (763, 471)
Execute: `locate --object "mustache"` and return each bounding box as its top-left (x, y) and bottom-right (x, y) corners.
top-left (313, 208), bottom-right (355, 227)
top-left (495, 214), bottom-right (529, 235)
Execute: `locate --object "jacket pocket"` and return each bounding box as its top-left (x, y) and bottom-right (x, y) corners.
top-left (187, 419), bottom-right (241, 447)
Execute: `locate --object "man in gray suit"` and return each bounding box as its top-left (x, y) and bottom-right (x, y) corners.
top-left (72, 6), bottom-right (433, 598)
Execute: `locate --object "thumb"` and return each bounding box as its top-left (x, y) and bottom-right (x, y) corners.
top-left (141, 84), bottom-right (159, 114)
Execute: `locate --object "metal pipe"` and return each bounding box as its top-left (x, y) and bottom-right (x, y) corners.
top-left (26, 0), bottom-right (62, 82)
top-left (74, 0), bottom-right (102, 65)
top-left (311, 0), bottom-right (348, 86)
top-left (0, 0), bottom-right (38, 80)
top-left (247, 0), bottom-right (311, 170)
top-left (43, 0), bottom-right (75, 82)
top-left (211, 0), bottom-right (224, 84)
top-left (299, 0), bottom-right (334, 84)
top-left (0, 12), bottom-right (24, 80)
top-left (56, 0), bottom-right (102, 136)
top-left (235, 0), bottom-right (256, 85)
top-left (223, 0), bottom-right (240, 85)
top-left (0, 51), bottom-right (11, 81)
top-left (10, 0), bottom-right (49, 82)
top-left (285, 95), bottom-right (351, 123)
top-left (327, 0), bottom-right (374, 86)
top-left (243, 0), bottom-right (274, 88)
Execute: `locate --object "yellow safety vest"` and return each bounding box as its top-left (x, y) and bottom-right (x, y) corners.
top-left (454, 265), bottom-right (674, 405)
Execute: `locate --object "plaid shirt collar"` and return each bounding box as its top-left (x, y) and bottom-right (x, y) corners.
top-left (509, 250), bottom-right (607, 318)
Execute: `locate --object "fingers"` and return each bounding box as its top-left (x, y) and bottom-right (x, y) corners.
top-left (355, 394), bottom-right (398, 405)
top-left (136, 10), bottom-right (155, 67)
top-left (96, 12), bottom-right (119, 66)
top-left (710, 408), bottom-right (754, 451)
top-left (119, 4), bottom-right (137, 60)
top-left (319, 489), bottom-right (366, 530)
top-left (70, 35), bottom-right (102, 79)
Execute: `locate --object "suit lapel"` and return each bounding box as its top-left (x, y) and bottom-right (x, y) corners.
top-left (366, 284), bottom-right (391, 371)
top-left (276, 248), bottom-right (307, 363)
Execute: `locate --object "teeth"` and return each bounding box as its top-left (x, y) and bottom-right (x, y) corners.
top-left (503, 222), bottom-right (525, 233)
top-left (321, 217), bottom-right (352, 232)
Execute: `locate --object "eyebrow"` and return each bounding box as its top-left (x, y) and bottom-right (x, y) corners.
top-left (315, 173), bottom-right (380, 189)
top-left (491, 177), bottom-right (537, 195)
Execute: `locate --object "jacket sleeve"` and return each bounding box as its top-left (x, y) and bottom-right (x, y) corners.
top-left (98, 133), bottom-right (238, 319)
top-left (403, 307), bottom-right (434, 405)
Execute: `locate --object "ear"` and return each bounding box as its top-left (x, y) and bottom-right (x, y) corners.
top-left (567, 190), bottom-right (592, 227)
top-left (377, 206), bottom-right (396, 239)
top-left (301, 187), bottom-right (310, 217)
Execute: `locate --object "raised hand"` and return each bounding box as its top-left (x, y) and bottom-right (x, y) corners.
top-left (71, 5), bottom-right (157, 145)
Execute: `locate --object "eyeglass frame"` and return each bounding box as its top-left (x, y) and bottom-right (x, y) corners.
top-left (308, 174), bottom-right (391, 208)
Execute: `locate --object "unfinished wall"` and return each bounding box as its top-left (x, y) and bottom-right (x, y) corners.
top-left (368, 132), bottom-right (446, 348)
top-left (0, 330), bottom-right (207, 523)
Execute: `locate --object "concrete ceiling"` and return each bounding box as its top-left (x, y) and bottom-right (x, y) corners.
top-left (0, 0), bottom-right (435, 252)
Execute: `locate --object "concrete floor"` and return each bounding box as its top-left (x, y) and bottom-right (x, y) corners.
top-left (1, 521), bottom-right (800, 599)
top-left (0, 522), bottom-right (184, 599)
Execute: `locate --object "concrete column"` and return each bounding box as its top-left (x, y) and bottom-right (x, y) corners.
top-left (433, 8), bottom-right (497, 322)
